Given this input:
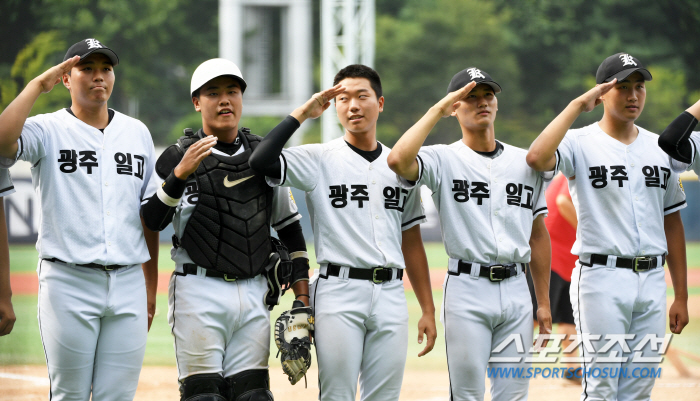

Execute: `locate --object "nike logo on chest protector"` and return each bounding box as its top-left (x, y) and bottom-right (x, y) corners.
top-left (223, 175), bottom-right (254, 187)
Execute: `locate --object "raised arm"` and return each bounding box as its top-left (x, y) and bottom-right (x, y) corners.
top-left (387, 82), bottom-right (475, 181)
top-left (0, 56), bottom-right (80, 159)
top-left (526, 80), bottom-right (617, 171)
top-left (249, 85), bottom-right (344, 178)
top-left (658, 98), bottom-right (700, 164)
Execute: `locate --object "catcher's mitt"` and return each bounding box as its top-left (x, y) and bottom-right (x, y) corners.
top-left (274, 300), bottom-right (314, 385)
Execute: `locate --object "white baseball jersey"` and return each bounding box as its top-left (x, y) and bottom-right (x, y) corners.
top-left (555, 122), bottom-right (686, 258)
top-left (166, 145), bottom-right (301, 269)
top-left (401, 140), bottom-right (547, 264)
top-left (268, 137), bottom-right (426, 268)
top-left (0, 169), bottom-right (15, 197)
top-left (0, 108), bottom-right (159, 265)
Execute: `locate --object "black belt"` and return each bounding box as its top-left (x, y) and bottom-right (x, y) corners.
top-left (174, 264), bottom-right (240, 281)
top-left (43, 258), bottom-right (127, 271)
top-left (448, 261), bottom-right (527, 282)
top-left (322, 263), bottom-right (403, 283)
top-left (580, 254), bottom-right (664, 272)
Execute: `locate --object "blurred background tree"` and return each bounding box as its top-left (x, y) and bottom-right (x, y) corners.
top-left (1, 0), bottom-right (699, 147)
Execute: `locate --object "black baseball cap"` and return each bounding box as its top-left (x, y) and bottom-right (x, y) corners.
top-left (63, 38), bottom-right (119, 66)
top-left (447, 67), bottom-right (502, 94)
top-left (595, 53), bottom-right (651, 84)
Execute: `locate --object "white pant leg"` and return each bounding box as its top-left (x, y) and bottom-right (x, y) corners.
top-left (91, 265), bottom-right (148, 401)
top-left (169, 273), bottom-right (270, 381)
top-left (358, 279), bottom-right (408, 401)
top-left (38, 261), bottom-right (147, 401)
top-left (444, 270), bottom-right (532, 401)
top-left (312, 274), bottom-right (393, 401)
top-left (617, 267), bottom-right (666, 401)
top-left (489, 273), bottom-right (532, 401)
top-left (571, 263), bottom-right (636, 401)
top-left (223, 275), bottom-right (270, 377)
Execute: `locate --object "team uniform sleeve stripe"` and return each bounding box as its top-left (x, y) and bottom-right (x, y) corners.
top-left (664, 200), bottom-right (686, 212)
top-left (280, 153), bottom-right (288, 186)
top-left (533, 206), bottom-right (548, 215)
top-left (554, 149), bottom-right (561, 172)
top-left (401, 215), bottom-right (426, 227)
top-left (416, 154), bottom-right (425, 182)
top-left (690, 136), bottom-right (698, 165)
top-left (18, 136), bottom-right (24, 160)
top-left (271, 212), bottom-right (300, 228)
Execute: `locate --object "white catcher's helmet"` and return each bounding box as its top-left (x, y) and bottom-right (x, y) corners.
top-left (190, 58), bottom-right (247, 97)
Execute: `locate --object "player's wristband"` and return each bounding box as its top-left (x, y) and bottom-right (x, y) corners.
top-left (157, 172), bottom-right (188, 206)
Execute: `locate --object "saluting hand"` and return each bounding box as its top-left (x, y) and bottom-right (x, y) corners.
top-left (435, 81), bottom-right (477, 118)
top-left (33, 55), bottom-right (81, 94)
top-left (291, 84), bottom-right (346, 123)
top-left (174, 135), bottom-right (218, 179)
top-left (574, 79), bottom-right (617, 113)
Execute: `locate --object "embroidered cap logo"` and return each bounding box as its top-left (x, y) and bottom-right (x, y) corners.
top-left (85, 39), bottom-right (104, 50)
top-left (467, 68), bottom-right (486, 80)
top-left (619, 54), bottom-right (637, 67)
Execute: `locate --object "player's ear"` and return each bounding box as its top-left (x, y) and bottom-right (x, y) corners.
top-left (192, 96), bottom-right (201, 112)
top-left (62, 73), bottom-right (71, 90)
top-left (377, 96), bottom-right (384, 112)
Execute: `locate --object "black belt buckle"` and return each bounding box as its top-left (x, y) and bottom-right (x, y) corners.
top-left (372, 267), bottom-right (392, 283)
top-left (489, 265), bottom-right (505, 282)
top-left (104, 265), bottom-right (115, 271)
top-left (222, 273), bottom-right (237, 282)
top-left (633, 257), bottom-right (654, 272)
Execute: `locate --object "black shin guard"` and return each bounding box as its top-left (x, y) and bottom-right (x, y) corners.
top-left (180, 373), bottom-right (229, 401)
top-left (226, 369), bottom-right (274, 401)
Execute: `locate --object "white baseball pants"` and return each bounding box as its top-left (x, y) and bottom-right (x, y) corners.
top-left (310, 266), bottom-right (408, 401)
top-left (37, 260), bottom-right (147, 401)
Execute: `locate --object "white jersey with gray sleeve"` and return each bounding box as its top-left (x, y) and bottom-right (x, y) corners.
top-left (401, 140), bottom-right (546, 265)
top-left (0, 109), bottom-right (159, 265)
top-left (555, 122), bottom-right (686, 259)
top-left (267, 137), bottom-right (426, 269)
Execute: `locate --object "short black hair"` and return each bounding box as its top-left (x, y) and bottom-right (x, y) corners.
top-left (333, 64), bottom-right (382, 98)
top-left (192, 89), bottom-right (200, 99)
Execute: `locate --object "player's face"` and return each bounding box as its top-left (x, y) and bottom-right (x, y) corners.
top-left (193, 76), bottom-right (243, 134)
top-left (334, 77), bottom-right (384, 136)
top-left (64, 53), bottom-right (115, 107)
top-left (452, 83), bottom-right (498, 129)
top-left (601, 71), bottom-right (646, 122)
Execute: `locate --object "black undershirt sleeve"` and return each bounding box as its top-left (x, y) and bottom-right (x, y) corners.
top-left (276, 220), bottom-right (309, 283)
top-left (658, 111), bottom-right (698, 164)
top-left (249, 116), bottom-right (301, 179)
top-left (141, 147), bottom-right (186, 232)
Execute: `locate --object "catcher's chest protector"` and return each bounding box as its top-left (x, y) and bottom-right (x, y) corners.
top-left (179, 129), bottom-right (273, 278)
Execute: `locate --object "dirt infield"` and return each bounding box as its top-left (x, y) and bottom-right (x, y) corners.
top-left (10, 268), bottom-right (700, 294)
top-left (2, 364), bottom-right (700, 401)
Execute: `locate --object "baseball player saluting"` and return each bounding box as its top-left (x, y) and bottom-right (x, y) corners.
top-left (141, 58), bottom-right (311, 401)
top-left (250, 64), bottom-right (436, 401)
top-left (0, 38), bottom-right (160, 400)
top-left (387, 68), bottom-right (553, 401)
top-left (526, 53), bottom-right (689, 401)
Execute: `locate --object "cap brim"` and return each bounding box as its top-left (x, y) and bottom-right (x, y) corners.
top-left (81, 48), bottom-right (119, 66)
top-left (604, 68), bottom-right (652, 83)
top-left (447, 80), bottom-right (502, 94)
top-left (191, 75), bottom-right (247, 97)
